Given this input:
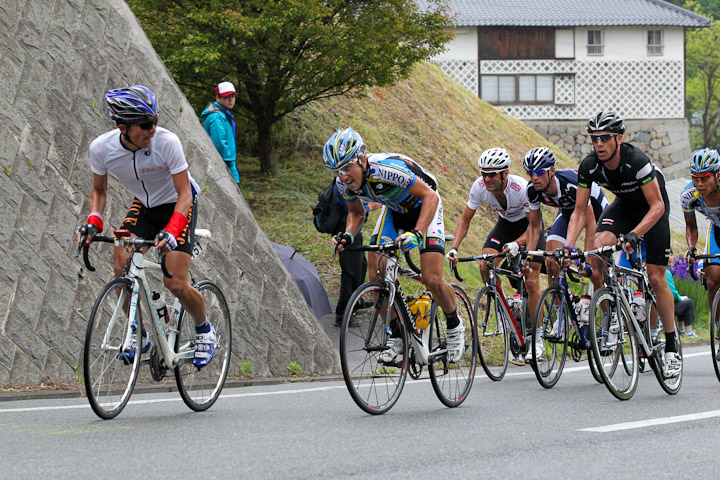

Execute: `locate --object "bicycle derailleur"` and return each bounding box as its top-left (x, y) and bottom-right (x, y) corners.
top-left (149, 345), bottom-right (169, 381)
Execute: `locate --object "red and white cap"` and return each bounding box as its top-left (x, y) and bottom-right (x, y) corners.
top-left (215, 81), bottom-right (236, 97)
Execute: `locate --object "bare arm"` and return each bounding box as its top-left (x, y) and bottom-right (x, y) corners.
top-left (565, 186), bottom-right (591, 247)
top-left (525, 209), bottom-right (542, 250)
top-left (633, 178), bottom-right (666, 237)
top-left (451, 206), bottom-right (477, 250)
top-left (344, 200), bottom-right (367, 238)
top-left (88, 173), bottom-right (108, 216)
top-left (405, 179), bottom-right (439, 235)
top-left (684, 212), bottom-right (698, 249)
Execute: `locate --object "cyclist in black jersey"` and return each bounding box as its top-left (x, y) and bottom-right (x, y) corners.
top-left (564, 111), bottom-right (680, 378)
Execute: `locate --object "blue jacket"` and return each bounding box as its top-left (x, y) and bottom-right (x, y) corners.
top-left (201, 102), bottom-right (239, 183)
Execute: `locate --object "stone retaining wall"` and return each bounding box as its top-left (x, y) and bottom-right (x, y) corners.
top-left (0, 0), bottom-right (338, 385)
top-left (526, 119), bottom-right (692, 179)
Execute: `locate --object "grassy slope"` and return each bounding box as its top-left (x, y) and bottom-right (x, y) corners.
top-left (235, 61), bottom-right (688, 297)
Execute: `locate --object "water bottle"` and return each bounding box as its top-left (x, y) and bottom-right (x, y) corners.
top-left (511, 293), bottom-right (523, 319)
top-left (632, 291), bottom-right (646, 322)
top-left (576, 294), bottom-right (591, 349)
top-left (152, 291), bottom-right (168, 325)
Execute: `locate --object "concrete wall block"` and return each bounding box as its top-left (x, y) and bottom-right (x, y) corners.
top-left (0, 0), bottom-right (27, 33)
top-left (0, 334), bottom-right (16, 373)
top-left (9, 349), bottom-right (43, 385)
top-left (5, 311), bottom-right (48, 370)
top-left (0, 37), bottom-right (24, 103)
top-left (15, 0), bottom-right (53, 53)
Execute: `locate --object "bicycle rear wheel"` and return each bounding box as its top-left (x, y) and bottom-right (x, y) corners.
top-left (340, 282), bottom-right (409, 415)
top-left (589, 288), bottom-right (639, 400)
top-left (175, 280), bottom-right (232, 411)
top-left (429, 284), bottom-right (478, 407)
top-left (531, 285), bottom-right (568, 389)
top-left (711, 289), bottom-right (720, 382)
top-left (84, 278), bottom-right (142, 420)
top-left (648, 318), bottom-right (682, 395)
top-left (474, 286), bottom-right (508, 380)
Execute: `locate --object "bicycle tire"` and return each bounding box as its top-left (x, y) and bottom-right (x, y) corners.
top-left (339, 282), bottom-right (409, 415)
top-left (83, 278), bottom-right (142, 419)
top-left (175, 280), bottom-right (232, 411)
top-left (647, 317), bottom-right (682, 395)
top-left (531, 285), bottom-right (568, 389)
top-left (428, 284), bottom-right (478, 407)
top-left (586, 347), bottom-right (603, 384)
top-left (474, 286), bottom-right (509, 380)
top-left (589, 288), bottom-right (639, 400)
top-left (711, 288), bottom-right (720, 382)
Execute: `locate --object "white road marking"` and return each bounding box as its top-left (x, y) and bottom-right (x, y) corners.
top-left (580, 410), bottom-right (720, 433)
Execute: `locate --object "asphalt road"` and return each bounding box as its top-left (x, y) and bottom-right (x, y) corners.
top-left (1, 345), bottom-right (719, 479)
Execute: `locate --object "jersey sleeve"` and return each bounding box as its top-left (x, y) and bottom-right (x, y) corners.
top-left (577, 158), bottom-right (592, 189)
top-left (466, 178), bottom-right (482, 210)
top-left (635, 161), bottom-right (656, 186)
top-left (680, 183), bottom-right (698, 214)
top-left (89, 136), bottom-right (109, 176)
top-left (526, 184), bottom-right (541, 210)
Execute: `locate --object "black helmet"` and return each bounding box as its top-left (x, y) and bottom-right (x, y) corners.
top-left (587, 111), bottom-right (625, 134)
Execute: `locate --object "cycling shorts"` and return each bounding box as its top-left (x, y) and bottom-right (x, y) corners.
top-left (547, 204), bottom-right (604, 245)
top-left (119, 197), bottom-right (198, 255)
top-left (369, 199), bottom-right (445, 255)
top-left (483, 216), bottom-right (545, 264)
top-left (595, 198), bottom-right (670, 266)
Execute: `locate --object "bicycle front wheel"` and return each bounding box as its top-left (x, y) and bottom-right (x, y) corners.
top-left (711, 288), bottom-right (720, 382)
top-left (83, 278), bottom-right (142, 420)
top-left (340, 282), bottom-right (409, 415)
top-left (428, 284), bottom-right (478, 407)
top-left (474, 286), bottom-right (509, 380)
top-left (589, 288), bottom-right (639, 400)
top-left (531, 285), bottom-right (568, 389)
top-left (175, 280), bottom-right (232, 411)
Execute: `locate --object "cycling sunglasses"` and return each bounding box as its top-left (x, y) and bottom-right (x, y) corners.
top-left (136, 116), bottom-right (159, 130)
top-left (333, 160), bottom-right (359, 177)
top-left (481, 170), bottom-right (505, 178)
top-left (526, 169), bottom-right (547, 177)
top-left (590, 133), bottom-right (618, 143)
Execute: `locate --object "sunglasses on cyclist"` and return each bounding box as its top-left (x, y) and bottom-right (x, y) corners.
top-left (136, 116), bottom-right (159, 130)
top-left (481, 170), bottom-right (504, 178)
top-left (333, 162), bottom-right (358, 177)
top-left (590, 133), bottom-right (618, 143)
top-left (526, 169), bottom-right (547, 177)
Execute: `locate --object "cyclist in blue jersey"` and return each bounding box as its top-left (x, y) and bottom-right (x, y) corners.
top-left (563, 111), bottom-right (680, 378)
top-left (323, 127), bottom-right (465, 364)
top-left (682, 148), bottom-right (720, 312)
top-left (77, 85), bottom-right (215, 369)
top-left (523, 146), bottom-right (608, 285)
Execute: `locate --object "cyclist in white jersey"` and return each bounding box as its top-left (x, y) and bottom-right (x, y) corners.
top-left (323, 127), bottom-right (465, 365)
top-left (682, 148), bottom-right (720, 312)
top-left (446, 148), bottom-right (545, 361)
top-left (78, 85), bottom-right (215, 369)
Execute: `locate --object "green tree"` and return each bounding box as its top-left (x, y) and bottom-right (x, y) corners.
top-left (685, 2), bottom-right (720, 148)
top-left (129, 0), bottom-right (453, 174)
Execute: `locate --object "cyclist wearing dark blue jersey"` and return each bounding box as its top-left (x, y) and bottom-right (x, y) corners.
top-left (323, 127), bottom-right (465, 364)
top-left (523, 146), bottom-right (608, 284)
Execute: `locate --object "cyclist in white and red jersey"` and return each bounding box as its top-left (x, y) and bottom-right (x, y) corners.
top-left (446, 148), bottom-right (545, 361)
top-left (323, 127), bottom-right (465, 365)
top-left (78, 85), bottom-right (215, 369)
top-left (563, 111), bottom-right (680, 378)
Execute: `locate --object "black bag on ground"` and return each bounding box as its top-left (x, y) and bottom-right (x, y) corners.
top-left (312, 179), bottom-right (345, 234)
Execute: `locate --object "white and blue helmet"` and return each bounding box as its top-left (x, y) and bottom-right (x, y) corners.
top-left (690, 148), bottom-right (720, 175)
top-left (323, 127), bottom-right (365, 170)
top-left (523, 147), bottom-right (556, 172)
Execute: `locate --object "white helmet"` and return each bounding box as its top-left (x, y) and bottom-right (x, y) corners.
top-left (478, 148), bottom-right (511, 171)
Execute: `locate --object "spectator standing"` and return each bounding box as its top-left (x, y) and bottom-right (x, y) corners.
top-left (201, 81), bottom-right (240, 184)
top-left (667, 264), bottom-right (700, 339)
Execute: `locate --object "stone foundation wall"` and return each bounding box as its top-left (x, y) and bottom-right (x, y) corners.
top-left (526, 119), bottom-right (692, 179)
top-left (0, 0), bottom-right (338, 385)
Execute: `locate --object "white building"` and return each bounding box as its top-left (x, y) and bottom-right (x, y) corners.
top-left (424, 0), bottom-right (712, 177)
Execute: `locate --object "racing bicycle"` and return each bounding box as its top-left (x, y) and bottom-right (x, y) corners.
top-left (77, 228), bottom-right (231, 419)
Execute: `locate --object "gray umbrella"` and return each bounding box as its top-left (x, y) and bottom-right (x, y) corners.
top-left (271, 242), bottom-right (333, 319)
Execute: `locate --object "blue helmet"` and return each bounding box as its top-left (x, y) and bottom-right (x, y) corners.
top-left (523, 147), bottom-right (556, 172)
top-left (323, 127), bottom-right (365, 170)
top-left (690, 148), bottom-right (720, 175)
top-left (105, 85), bottom-right (158, 123)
